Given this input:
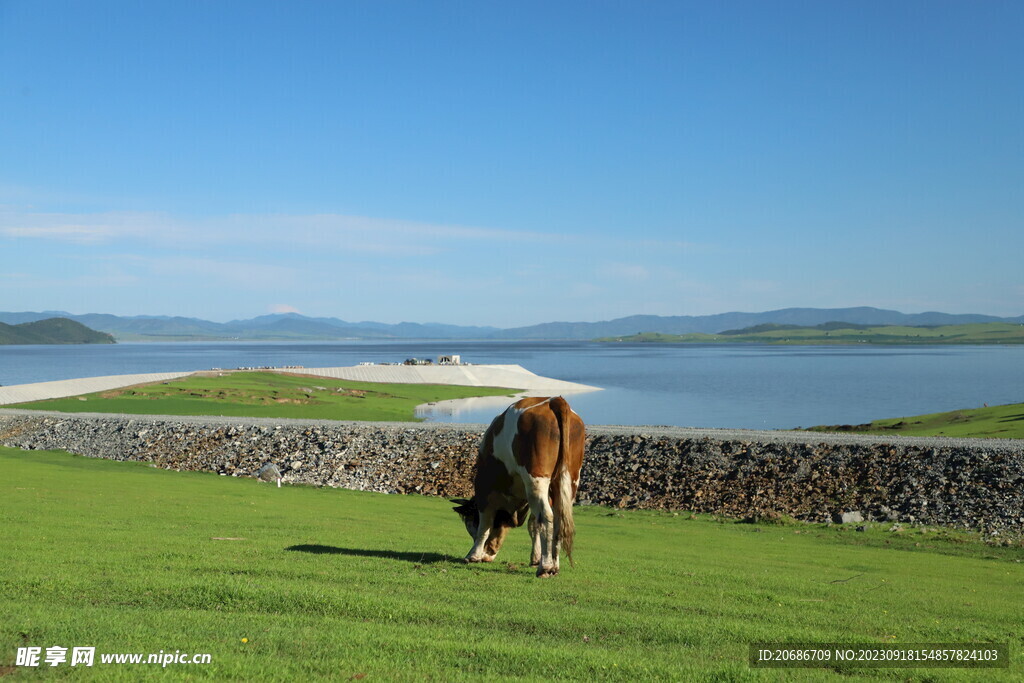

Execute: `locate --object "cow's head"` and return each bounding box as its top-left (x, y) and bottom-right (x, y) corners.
top-left (450, 498), bottom-right (479, 537)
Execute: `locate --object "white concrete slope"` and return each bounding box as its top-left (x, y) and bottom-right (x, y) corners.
top-left (285, 364), bottom-right (601, 395)
top-left (0, 372), bottom-right (194, 406)
top-left (0, 365), bottom-right (599, 406)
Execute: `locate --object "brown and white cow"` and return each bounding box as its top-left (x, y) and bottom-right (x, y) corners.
top-left (451, 396), bottom-right (585, 578)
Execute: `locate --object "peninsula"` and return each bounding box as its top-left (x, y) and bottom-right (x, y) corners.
top-left (598, 322), bottom-right (1024, 345)
top-left (0, 317), bottom-right (116, 345)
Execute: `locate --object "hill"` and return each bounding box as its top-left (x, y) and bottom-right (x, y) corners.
top-left (599, 322), bottom-right (1024, 345)
top-left (2, 307), bottom-right (1023, 341)
top-left (0, 317), bottom-right (116, 345)
top-left (0, 311), bottom-right (502, 341)
top-left (807, 401), bottom-right (1024, 439)
top-left (500, 306), bottom-right (1024, 339)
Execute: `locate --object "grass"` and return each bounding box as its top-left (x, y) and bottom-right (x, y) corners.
top-left (2, 446), bottom-right (1021, 680)
top-left (598, 322), bottom-right (1024, 345)
top-left (807, 402), bottom-right (1024, 439)
top-left (7, 371), bottom-right (516, 422)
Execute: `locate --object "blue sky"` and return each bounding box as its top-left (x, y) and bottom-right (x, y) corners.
top-left (2, 1), bottom-right (1022, 326)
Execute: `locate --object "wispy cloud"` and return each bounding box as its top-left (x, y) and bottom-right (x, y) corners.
top-left (0, 269), bottom-right (140, 289)
top-left (600, 263), bottom-right (652, 281)
top-left (136, 255), bottom-right (302, 289)
top-left (0, 208), bottom-right (556, 256)
top-left (2, 204), bottom-right (735, 324)
top-left (630, 237), bottom-right (708, 251)
top-left (2, 225), bottom-right (115, 243)
top-left (2, 206), bottom-right (715, 253)
top-left (567, 282), bottom-right (605, 298)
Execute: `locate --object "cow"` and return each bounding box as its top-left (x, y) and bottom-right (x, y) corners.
top-left (451, 396), bottom-right (585, 577)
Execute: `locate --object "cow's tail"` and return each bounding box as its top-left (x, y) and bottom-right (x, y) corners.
top-left (550, 396), bottom-right (577, 568)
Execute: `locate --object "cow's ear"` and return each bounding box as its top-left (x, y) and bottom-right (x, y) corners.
top-left (449, 498), bottom-right (470, 505)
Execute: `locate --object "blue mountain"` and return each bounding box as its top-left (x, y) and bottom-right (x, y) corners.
top-left (1, 307), bottom-right (1020, 341)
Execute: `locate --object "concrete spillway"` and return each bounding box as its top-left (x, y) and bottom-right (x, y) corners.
top-left (292, 364), bottom-right (599, 395)
top-left (0, 372), bottom-right (196, 405)
top-left (0, 364), bottom-right (600, 406)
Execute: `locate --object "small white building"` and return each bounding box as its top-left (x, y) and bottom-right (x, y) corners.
top-left (437, 354), bottom-right (461, 365)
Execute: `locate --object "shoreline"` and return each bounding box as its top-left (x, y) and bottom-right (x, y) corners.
top-left (0, 364), bottom-right (600, 407)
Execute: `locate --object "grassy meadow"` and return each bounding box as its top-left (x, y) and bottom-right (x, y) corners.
top-left (807, 402), bottom-right (1024, 440)
top-left (8, 371), bottom-right (515, 422)
top-left (3, 446), bottom-right (1021, 680)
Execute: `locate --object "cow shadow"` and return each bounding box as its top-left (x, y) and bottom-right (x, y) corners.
top-left (284, 544), bottom-right (454, 564)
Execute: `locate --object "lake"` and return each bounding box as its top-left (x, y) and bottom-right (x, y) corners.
top-left (1, 341), bottom-right (1021, 429)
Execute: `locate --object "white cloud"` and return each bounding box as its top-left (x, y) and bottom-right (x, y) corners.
top-left (75, 252), bottom-right (302, 289)
top-left (0, 207), bottom-right (556, 256)
top-left (631, 238), bottom-right (707, 251)
top-left (2, 224), bottom-right (116, 243)
top-left (0, 214), bottom-right (153, 243)
top-left (1, 204), bottom-right (742, 324)
top-left (0, 270), bottom-right (140, 289)
top-left (143, 256), bottom-right (302, 290)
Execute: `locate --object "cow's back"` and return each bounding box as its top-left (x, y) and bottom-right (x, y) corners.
top-left (475, 395), bottom-right (585, 500)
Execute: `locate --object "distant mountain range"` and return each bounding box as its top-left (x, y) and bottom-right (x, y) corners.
top-left (2, 307), bottom-right (1022, 342)
top-left (0, 317), bottom-right (116, 345)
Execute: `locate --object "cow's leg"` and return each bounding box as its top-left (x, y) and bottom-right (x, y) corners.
top-left (464, 507), bottom-right (497, 563)
top-left (551, 498), bottom-right (562, 575)
top-left (549, 469), bottom-right (574, 574)
top-left (527, 476), bottom-right (557, 577)
top-left (528, 514), bottom-right (541, 566)
top-left (483, 521), bottom-right (511, 559)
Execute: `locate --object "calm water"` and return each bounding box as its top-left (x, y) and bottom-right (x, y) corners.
top-left (1, 341), bottom-right (1022, 429)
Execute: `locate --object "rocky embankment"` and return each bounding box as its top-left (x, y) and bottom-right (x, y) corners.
top-left (2, 411), bottom-right (1023, 533)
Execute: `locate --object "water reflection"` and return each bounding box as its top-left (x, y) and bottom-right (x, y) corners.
top-left (415, 388), bottom-right (601, 424)
top-left (415, 394), bottom-right (523, 423)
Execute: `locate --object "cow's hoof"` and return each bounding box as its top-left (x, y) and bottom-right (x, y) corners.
top-left (465, 553), bottom-right (497, 564)
top-left (536, 567), bottom-right (559, 578)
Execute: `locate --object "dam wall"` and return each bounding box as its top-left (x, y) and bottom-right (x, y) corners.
top-left (0, 364), bottom-right (600, 406)
top-left (2, 411), bottom-right (1022, 534)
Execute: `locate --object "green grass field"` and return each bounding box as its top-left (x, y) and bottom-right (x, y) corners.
top-left (3, 447), bottom-right (1021, 680)
top-left (8, 371), bottom-right (516, 422)
top-left (807, 402), bottom-right (1024, 439)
